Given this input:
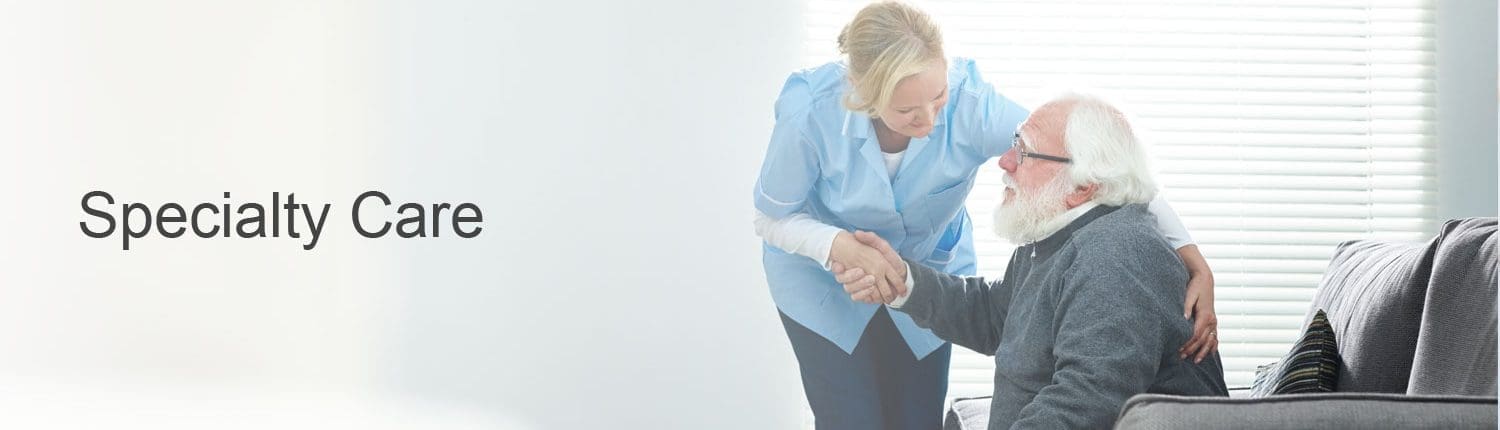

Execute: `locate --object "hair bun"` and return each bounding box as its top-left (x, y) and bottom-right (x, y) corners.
top-left (836, 24), bottom-right (851, 54)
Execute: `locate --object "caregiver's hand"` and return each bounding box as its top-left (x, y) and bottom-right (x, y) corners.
top-left (1175, 244), bottom-right (1220, 363)
top-left (831, 231), bottom-right (907, 305)
top-left (829, 231), bottom-right (904, 304)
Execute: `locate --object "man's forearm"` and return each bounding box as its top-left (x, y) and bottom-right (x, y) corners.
top-left (890, 258), bottom-right (1007, 355)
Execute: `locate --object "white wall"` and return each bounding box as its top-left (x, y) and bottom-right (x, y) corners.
top-left (0, 0), bottom-right (808, 428)
top-left (1436, 0), bottom-right (1500, 222)
top-left (370, 0), bottom-right (808, 428)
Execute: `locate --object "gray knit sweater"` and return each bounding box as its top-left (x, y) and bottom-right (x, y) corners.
top-left (896, 204), bottom-right (1228, 429)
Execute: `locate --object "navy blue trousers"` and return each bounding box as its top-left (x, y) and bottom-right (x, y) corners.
top-left (780, 307), bottom-right (952, 430)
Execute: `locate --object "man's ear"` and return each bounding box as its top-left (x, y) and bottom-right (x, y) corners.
top-left (1065, 183), bottom-right (1099, 208)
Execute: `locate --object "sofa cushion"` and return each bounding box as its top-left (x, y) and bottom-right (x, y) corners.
top-left (1248, 218), bottom-right (1496, 396)
top-left (1302, 235), bottom-right (1435, 393)
top-left (1115, 393), bottom-right (1498, 429)
top-left (1407, 218), bottom-right (1497, 395)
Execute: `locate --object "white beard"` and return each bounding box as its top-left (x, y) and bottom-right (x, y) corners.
top-left (993, 173), bottom-right (1076, 244)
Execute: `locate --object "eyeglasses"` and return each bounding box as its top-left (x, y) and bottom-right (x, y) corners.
top-left (1011, 133), bottom-right (1072, 165)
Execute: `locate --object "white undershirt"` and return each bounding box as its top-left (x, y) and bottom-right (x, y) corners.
top-left (751, 151), bottom-right (905, 269)
top-left (881, 150), bottom-right (904, 180)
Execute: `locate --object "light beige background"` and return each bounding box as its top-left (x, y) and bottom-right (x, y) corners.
top-left (0, 1), bottom-right (807, 428)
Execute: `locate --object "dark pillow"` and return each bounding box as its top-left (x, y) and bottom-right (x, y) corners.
top-left (1274, 310), bottom-right (1341, 394)
top-left (1250, 310), bottom-right (1341, 396)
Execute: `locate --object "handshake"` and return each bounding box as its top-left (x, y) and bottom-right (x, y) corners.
top-left (829, 230), bottom-right (910, 305)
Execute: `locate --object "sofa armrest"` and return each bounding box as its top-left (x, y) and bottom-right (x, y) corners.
top-left (1227, 387), bottom-right (1252, 399)
top-left (944, 396), bottom-right (990, 430)
top-left (1114, 393), bottom-right (1497, 430)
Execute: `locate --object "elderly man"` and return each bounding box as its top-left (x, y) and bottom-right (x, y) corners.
top-left (834, 93), bottom-right (1229, 429)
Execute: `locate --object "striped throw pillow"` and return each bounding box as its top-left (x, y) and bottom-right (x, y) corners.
top-left (1271, 309), bottom-right (1341, 394)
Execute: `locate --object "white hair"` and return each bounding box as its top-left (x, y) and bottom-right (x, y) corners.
top-left (1058, 93), bottom-right (1158, 206)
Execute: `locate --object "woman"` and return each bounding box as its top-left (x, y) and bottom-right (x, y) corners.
top-left (752, 2), bottom-right (1219, 429)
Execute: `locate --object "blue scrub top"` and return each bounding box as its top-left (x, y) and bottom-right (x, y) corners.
top-left (754, 57), bottom-right (1029, 358)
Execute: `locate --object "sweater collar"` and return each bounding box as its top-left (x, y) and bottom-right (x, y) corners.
top-left (1023, 202), bottom-right (1118, 259)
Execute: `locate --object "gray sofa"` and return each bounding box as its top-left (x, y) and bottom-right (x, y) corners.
top-left (945, 218), bottom-right (1498, 429)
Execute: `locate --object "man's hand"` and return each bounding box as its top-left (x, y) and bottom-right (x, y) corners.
top-left (830, 231), bottom-right (907, 304)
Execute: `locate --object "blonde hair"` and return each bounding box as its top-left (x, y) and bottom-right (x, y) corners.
top-left (837, 1), bottom-right (945, 117)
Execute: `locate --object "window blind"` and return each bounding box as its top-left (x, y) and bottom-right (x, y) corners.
top-left (801, 0), bottom-right (1436, 394)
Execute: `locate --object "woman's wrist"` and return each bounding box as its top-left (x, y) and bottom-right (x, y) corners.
top-left (828, 231), bottom-right (855, 263)
top-left (1176, 244), bottom-right (1212, 278)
